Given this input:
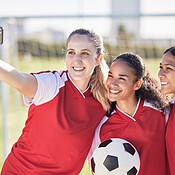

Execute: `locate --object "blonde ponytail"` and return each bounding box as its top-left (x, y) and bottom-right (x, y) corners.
top-left (90, 59), bottom-right (110, 111)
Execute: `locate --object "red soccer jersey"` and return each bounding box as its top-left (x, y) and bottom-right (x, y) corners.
top-left (1, 70), bottom-right (106, 175)
top-left (166, 99), bottom-right (175, 175)
top-left (90, 99), bottom-right (166, 175)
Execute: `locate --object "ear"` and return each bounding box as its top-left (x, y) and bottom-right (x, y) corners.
top-left (96, 53), bottom-right (103, 66)
top-left (134, 79), bottom-right (142, 90)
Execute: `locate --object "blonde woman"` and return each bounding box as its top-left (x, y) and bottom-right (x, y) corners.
top-left (0, 28), bottom-right (109, 174)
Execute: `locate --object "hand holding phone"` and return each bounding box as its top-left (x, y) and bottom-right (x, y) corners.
top-left (0, 27), bottom-right (3, 45)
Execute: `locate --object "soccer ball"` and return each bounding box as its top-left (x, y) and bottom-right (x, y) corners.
top-left (91, 138), bottom-right (140, 175)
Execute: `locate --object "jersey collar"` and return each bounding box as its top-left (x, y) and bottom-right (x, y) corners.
top-left (115, 98), bottom-right (141, 121)
top-left (67, 72), bottom-right (90, 99)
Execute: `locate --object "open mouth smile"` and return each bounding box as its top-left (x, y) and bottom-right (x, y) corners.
top-left (110, 89), bottom-right (120, 94)
top-left (161, 82), bottom-right (168, 86)
top-left (73, 67), bottom-right (85, 71)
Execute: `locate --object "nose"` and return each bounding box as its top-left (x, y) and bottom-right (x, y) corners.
top-left (158, 69), bottom-right (165, 79)
top-left (109, 79), bottom-right (118, 87)
top-left (74, 54), bottom-right (82, 63)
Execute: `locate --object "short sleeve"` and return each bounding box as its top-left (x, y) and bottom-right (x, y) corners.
top-left (23, 71), bottom-right (66, 106)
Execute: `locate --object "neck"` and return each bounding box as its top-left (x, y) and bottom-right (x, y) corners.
top-left (71, 78), bottom-right (90, 92)
top-left (116, 96), bottom-right (138, 117)
top-left (74, 81), bottom-right (89, 92)
top-left (68, 73), bottom-right (90, 92)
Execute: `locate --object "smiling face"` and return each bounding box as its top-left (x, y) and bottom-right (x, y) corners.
top-left (66, 34), bottom-right (99, 91)
top-left (106, 60), bottom-right (140, 102)
top-left (158, 52), bottom-right (175, 95)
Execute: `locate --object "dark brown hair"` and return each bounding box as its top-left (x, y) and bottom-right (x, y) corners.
top-left (106, 52), bottom-right (167, 117)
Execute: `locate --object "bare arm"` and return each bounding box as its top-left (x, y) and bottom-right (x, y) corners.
top-left (0, 60), bottom-right (37, 98)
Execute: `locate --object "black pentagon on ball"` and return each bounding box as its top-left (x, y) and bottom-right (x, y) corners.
top-left (91, 157), bottom-right (96, 173)
top-left (103, 155), bottom-right (119, 171)
top-left (99, 139), bottom-right (112, 148)
top-left (123, 143), bottom-right (135, 155)
top-left (127, 166), bottom-right (138, 175)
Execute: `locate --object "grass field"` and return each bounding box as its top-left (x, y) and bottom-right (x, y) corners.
top-left (0, 57), bottom-right (162, 174)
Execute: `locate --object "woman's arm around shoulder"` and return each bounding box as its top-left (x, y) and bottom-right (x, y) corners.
top-left (0, 60), bottom-right (37, 98)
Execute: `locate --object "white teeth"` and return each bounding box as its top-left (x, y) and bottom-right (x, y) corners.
top-left (74, 67), bottom-right (84, 71)
top-left (110, 89), bottom-right (119, 94)
top-left (161, 82), bottom-right (168, 85)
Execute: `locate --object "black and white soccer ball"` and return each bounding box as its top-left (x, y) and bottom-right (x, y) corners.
top-left (91, 138), bottom-right (140, 175)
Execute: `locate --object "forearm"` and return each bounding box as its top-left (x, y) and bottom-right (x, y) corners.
top-left (0, 60), bottom-right (21, 86)
top-left (0, 60), bottom-right (37, 98)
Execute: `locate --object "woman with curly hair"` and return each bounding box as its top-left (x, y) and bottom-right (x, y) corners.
top-left (89, 52), bottom-right (167, 175)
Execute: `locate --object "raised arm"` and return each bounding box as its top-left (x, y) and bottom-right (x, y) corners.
top-left (0, 60), bottom-right (37, 98)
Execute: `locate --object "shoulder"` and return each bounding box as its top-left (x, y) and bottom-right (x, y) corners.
top-left (59, 70), bottom-right (68, 79)
top-left (143, 100), bottom-right (160, 112)
top-left (32, 70), bottom-right (68, 84)
top-left (171, 97), bottom-right (175, 104)
top-left (32, 70), bottom-right (67, 77)
top-left (24, 70), bottom-right (69, 106)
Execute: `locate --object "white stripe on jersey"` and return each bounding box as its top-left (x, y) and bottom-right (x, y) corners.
top-left (88, 116), bottom-right (109, 168)
top-left (143, 101), bottom-right (159, 111)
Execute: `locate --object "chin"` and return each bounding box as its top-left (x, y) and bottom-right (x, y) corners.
top-left (108, 97), bottom-right (117, 102)
top-left (161, 90), bottom-right (172, 95)
top-left (160, 88), bottom-right (170, 94)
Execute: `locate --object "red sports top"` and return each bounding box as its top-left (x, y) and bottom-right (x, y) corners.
top-left (90, 99), bottom-right (167, 175)
top-left (166, 98), bottom-right (175, 175)
top-left (1, 70), bottom-right (106, 175)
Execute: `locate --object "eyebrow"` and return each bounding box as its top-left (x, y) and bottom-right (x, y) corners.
top-left (108, 71), bottom-right (129, 77)
top-left (67, 48), bottom-right (92, 52)
top-left (160, 63), bottom-right (175, 68)
top-left (119, 74), bottom-right (129, 77)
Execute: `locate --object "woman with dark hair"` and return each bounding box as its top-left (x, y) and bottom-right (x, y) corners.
top-left (89, 52), bottom-right (167, 175)
top-left (158, 46), bottom-right (175, 175)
